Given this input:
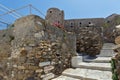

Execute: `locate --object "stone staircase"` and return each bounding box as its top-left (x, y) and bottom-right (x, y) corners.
top-left (52, 43), bottom-right (115, 80)
top-left (53, 56), bottom-right (112, 80)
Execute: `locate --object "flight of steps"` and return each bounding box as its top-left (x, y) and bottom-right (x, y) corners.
top-left (52, 43), bottom-right (115, 80)
top-left (53, 56), bottom-right (112, 80)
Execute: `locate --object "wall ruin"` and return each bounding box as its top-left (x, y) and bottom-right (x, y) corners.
top-left (0, 15), bottom-right (76, 80)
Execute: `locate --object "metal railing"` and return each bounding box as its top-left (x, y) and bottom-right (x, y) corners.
top-left (0, 4), bottom-right (45, 29)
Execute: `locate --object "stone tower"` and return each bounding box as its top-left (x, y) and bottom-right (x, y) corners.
top-left (45, 8), bottom-right (64, 26)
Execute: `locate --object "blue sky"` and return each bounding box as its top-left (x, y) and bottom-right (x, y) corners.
top-left (1, 0), bottom-right (120, 19)
top-left (0, 0), bottom-right (120, 29)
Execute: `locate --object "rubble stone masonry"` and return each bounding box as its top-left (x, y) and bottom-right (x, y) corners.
top-left (0, 15), bottom-right (76, 80)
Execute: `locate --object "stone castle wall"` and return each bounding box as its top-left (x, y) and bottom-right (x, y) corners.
top-left (64, 18), bottom-right (105, 32)
top-left (45, 8), bottom-right (120, 43)
top-left (45, 8), bottom-right (105, 33)
top-left (0, 15), bottom-right (76, 80)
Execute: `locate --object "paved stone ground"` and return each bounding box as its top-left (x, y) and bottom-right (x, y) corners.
top-left (53, 43), bottom-right (113, 80)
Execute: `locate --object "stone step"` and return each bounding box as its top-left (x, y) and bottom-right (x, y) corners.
top-left (62, 68), bottom-right (112, 80)
top-left (52, 75), bottom-right (80, 80)
top-left (97, 43), bottom-right (115, 57)
top-left (98, 49), bottom-right (114, 57)
top-left (83, 56), bottom-right (111, 63)
top-left (74, 62), bottom-right (111, 71)
top-left (101, 43), bottom-right (115, 49)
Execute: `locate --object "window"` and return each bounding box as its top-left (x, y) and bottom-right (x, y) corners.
top-left (50, 11), bottom-right (52, 13)
top-left (79, 22), bottom-right (82, 27)
top-left (59, 13), bottom-right (61, 15)
top-left (86, 25), bottom-right (89, 27)
top-left (107, 21), bottom-right (110, 23)
top-left (70, 23), bottom-right (73, 28)
top-left (88, 22), bottom-right (91, 24)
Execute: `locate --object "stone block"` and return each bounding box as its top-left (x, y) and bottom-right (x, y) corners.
top-left (17, 66), bottom-right (26, 70)
top-left (71, 56), bottom-right (83, 67)
top-left (34, 31), bottom-right (45, 39)
top-left (44, 66), bottom-right (54, 73)
top-left (39, 61), bottom-right (51, 67)
top-left (35, 69), bottom-right (43, 73)
top-left (42, 73), bottom-right (55, 80)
